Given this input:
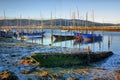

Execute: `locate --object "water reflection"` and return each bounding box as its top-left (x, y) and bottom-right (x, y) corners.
top-left (26, 31), bottom-right (105, 51)
top-left (73, 38), bottom-right (102, 45)
top-left (25, 29), bottom-right (120, 52)
top-left (20, 29), bottom-right (120, 69)
top-left (53, 36), bottom-right (74, 43)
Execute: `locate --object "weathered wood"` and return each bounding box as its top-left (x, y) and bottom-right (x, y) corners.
top-left (31, 51), bottom-right (113, 68)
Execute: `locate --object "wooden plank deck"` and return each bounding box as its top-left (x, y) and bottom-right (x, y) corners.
top-left (62, 26), bottom-right (120, 31)
top-left (0, 26), bottom-right (120, 31)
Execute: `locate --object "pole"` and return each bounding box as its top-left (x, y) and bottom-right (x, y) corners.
top-left (87, 46), bottom-right (90, 64)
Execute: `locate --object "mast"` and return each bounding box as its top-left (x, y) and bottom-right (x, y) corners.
top-left (16, 17), bottom-right (19, 32)
top-left (41, 14), bottom-right (43, 32)
top-left (92, 10), bottom-right (95, 27)
top-left (77, 7), bottom-right (81, 49)
top-left (50, 12), bottom-right (53, 36)
top-left (40, 13), bottom-right (44, 45)
top-left (72, 12), bottom-right (75, 29)
top-left (77, 7), bottom-right (79, 28)
top-left (91, 10), bottom-right (95, 51)
top-left (65, 14), bottom-right (67, 48)
top-left (50, 12), bottom-right (54, 45)
top-left (85, 12), bottom-right (88, 33)
top-left (27, 17), bottom-right (30, 33)
top-left (85, 12), bottom-right (88, 28)
top-left (20, 15), bottom-right (22, 40)
top-left (20, 15), bottom-right (22, 33)
top-left (70, 10), bottom-right (72, 48)
top-left (3, 10), bottom-right (6, 27)
top-left (54, 8), bottom-right (56, 46)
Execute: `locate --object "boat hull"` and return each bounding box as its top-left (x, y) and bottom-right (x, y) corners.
top-left (73, 32), bottom-right (102, 40)
top-left (53, 35), bottom-right (74, 42)
top-left (0, 31), bottom-right (13, 38)
top-left (19, 32), bottom-right (45, 39)
top-left (53, 35), bottom-right (74, 39)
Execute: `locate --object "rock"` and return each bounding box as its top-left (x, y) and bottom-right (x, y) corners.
top-left (93, 77), bottom-right (109, 80)
top-left (19, 57), bottom-right (35, 66)
top-left (18, 56), bottom-right (38, 74)
top-left (20, 66), bottom-right (37, 74)
top-left (10, 54), bottom-right (20, 57)
top-left (38, 76), bottom-right (52, 80)
top-left (82, 70), bottom-right (89, 75)
top-left (0, 71), bottom-right (18, 80)
top-left (72, 76), bottom-right (78, 80)
top-left (49, 44), bottom-right (52, 46)
top-left (41, 71), bottom-right (48, 76)
top-left (116, 69), bottom-right (120, 74)
top-left (2, 59), bottom-right (7, 62)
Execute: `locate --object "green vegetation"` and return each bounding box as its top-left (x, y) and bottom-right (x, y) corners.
top-left (27, 78), bottom-right (32, 80)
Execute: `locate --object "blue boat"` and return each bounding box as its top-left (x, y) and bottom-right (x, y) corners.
top-left (73, 32), bottom-right (102, 41)
top-left (14, 31), bottom-right (45, 39)
top-left (0, 30), bottom-right (13, 38)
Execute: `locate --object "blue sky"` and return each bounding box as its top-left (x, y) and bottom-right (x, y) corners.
top-left (0, 0), bottom-right (119, 23)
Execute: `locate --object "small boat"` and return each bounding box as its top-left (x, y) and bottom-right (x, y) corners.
top-left (73, 32), bottom-right (102, 41)
top-left (53, 35), bottom-right (74, 43)
top-left (61, 30), bottom-right (69, 32)
top-left (53, 34), bottom-right (74, 39)
top-left (14, 31), bottom-right (45, 39)
top-left (0, 30), bottom-right (13, 38)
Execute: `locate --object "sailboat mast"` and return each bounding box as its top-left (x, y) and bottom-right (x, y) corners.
top-left (92, 10), bottom-right (95, 27)
top-left (39, 12), bottom-right (43, 45)
top-left (72, 12), bottom-right (75, 28)
top-left (85, 12), bottom-right (88, 33)
top-left (4, 10), bottom-right (6, 27)
top-left (20, 15), bottom-right (22, 33)
top-left (51, 12), bottom-right (53, 36)
top-left (77, 7), bottom-right (79, 27)
top-left (41, 14), bottom-right (43, 32)
top-left (85, 12), bottom-right (88, 28)
top-left (28, 17), bottom-right (30, 33)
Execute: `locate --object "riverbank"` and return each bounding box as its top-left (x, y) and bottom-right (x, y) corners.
top-left (0, 37), bottom-right (119, 80)
top-left (33, 67), bottom-right (120, 80)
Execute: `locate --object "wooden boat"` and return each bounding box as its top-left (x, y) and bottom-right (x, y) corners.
top-left (31, 51), bottom-right (113, 67)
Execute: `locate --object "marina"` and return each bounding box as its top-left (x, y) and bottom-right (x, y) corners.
top-left (1, 26), bottom-right (120, 31)
top-left (0, 0), bottom-right (120, 79)
top-left (0, 30), bottom-right (120, 80)
top-left (0, 15), bottom-right (119, 79)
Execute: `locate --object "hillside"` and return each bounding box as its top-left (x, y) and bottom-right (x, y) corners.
top-left (0, 19), bottom-right (117, 27)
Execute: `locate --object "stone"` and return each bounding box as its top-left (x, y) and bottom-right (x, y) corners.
top-left (0, 71), bottom-right (18, 80)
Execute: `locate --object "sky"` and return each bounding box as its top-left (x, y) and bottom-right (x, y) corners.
top-left (0, 0), bottom-right (120, 23)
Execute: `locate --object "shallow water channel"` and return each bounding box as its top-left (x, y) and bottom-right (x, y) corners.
top-left (0, 29), bottom-right (120, 80)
